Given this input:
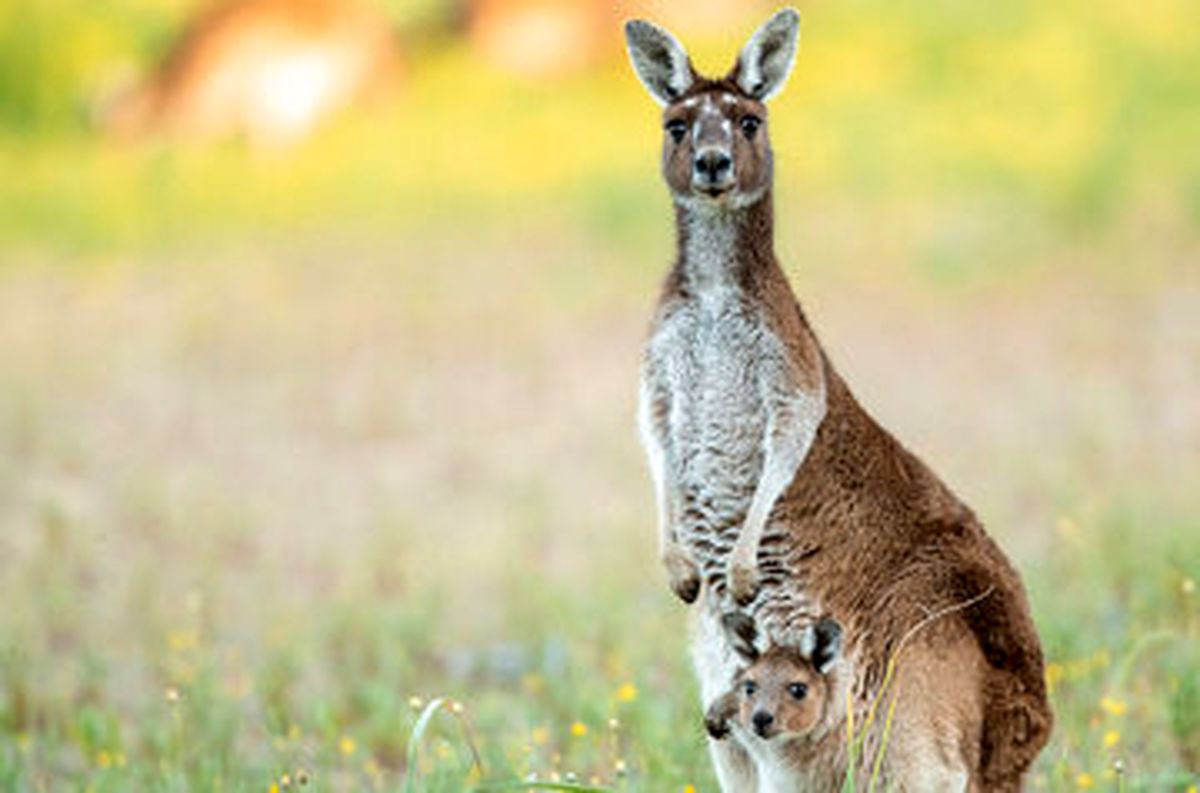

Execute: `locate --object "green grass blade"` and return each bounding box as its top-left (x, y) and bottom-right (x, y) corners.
top-left (402, 697), bottom-right (447, 793)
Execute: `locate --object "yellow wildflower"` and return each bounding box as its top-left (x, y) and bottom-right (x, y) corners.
top-left (570, 721), bottom-right (588, 737)
top-left (1044, 663), bottom-right (1063, 693)
top-left (684, 786), bottom-right (697, 793)
top-left (616, 683), bottom-right (638, 702)
top-left (1100, 696), bottom-right (1126, 716)
top-left (96, 750), bottom-right (112, 768)
top-left (1056, 516), bottom-right (1080, 539)
top-left (280, 772), bottom-right (292, 787)
top-left (269, 784), bottom-right (280, 793)
top-left (166, 629), bottom-right (198, 652)
top-left (339, 736), bottom-right (357, 756)
top-left (1103, 730), bottom-right (1120, 747)
top-left (1076, 772), bottom-right (1094, 788)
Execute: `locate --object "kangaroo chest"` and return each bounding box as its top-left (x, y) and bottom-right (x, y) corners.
top-left (648, 287), bottom-right (781, 549)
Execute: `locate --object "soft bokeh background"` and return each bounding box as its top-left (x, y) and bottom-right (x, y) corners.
top-left (1, 0), bottom-right (1198, 790)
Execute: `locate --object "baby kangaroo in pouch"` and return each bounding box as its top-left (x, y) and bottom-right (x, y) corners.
top-left (706, 613), bottom-right (842, 743)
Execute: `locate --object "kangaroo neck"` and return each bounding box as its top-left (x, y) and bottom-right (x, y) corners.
top-left (673, 190), bottom-right (777, 293)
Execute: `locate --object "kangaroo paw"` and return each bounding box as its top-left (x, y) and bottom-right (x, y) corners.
top-left (728, 551), bottom-right (761, 607)
top-left (704, 712), bottom-right (731, 740)
top-left (704, 692), bottom-right (737, 740)
top-left (663, 544), bottom-right (701, 604)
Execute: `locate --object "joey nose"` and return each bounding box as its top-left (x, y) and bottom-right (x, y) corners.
top-left (693, 149), bottom-right (732, 184)
top-left (752, 710), bottom-right (774, 736)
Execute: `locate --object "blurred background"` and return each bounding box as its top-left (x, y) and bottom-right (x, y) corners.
top-left (0, 0), bottom-right (1197, 790)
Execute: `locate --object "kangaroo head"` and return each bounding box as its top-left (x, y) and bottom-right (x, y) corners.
top-left (624, 8), bottom-right (800, 209)
top-left (723, 612), bottom-right (842, 741)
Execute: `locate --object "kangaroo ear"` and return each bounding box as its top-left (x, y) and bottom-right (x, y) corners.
top-left (732, 8), bottom-right (800, 101)
top-left (624, 19), bottom-right (695, 106)
top-left (808, 618), bottom-right (842, 675)
top-left (721, 612), bottom-right (759, 662)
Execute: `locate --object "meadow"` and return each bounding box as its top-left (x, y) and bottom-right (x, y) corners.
top-left (0, 0), bottom-right (1198, 790)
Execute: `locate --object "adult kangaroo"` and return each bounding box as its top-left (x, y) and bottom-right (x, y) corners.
top-left (626, 9), bottom-right (1052, 791)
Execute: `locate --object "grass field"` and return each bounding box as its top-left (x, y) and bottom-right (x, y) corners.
top-left (1, 0), bottom-right (1199, 790)
top-left (0, 229), bottom-right (1196, 791)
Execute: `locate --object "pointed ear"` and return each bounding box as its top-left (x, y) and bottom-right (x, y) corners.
top-left (624, 19), bottom-right (695, 106)
top-left (721, 612), bottom-right (760, 663)
top-left (807, 618), bottom-right (842, 675)
top-left (732, 8), bottom-right (800, 101)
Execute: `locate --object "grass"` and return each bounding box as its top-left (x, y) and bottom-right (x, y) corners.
top-left (0, 232), bottom-right (1196, 791)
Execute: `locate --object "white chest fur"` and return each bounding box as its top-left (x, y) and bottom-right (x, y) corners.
top-left (650, 287), bottom-right (771, 544)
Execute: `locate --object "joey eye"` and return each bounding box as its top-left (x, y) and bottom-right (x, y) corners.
top-left (788, 682), bottom-right (808, 700)
top-left (740, 115), bottom-right (762, 139)
top-left (665, 119), bottom-right (688, 143)
top-left (743, 680), bottom-right (758, 697)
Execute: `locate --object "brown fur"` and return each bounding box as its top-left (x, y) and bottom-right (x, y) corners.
top-left (628, 11), bottom-right (1052, 788)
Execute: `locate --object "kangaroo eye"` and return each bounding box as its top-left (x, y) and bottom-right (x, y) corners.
top-left (740, 115), bottom-right (761, 139)
top-left (744, 680), bottom-right (758, 697)
top-left (788, 682), bottom-right (808, 700)
top-left (665, 119), bottom-right (688, 143)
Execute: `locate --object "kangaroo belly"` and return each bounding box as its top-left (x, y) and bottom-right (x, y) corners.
top-left (655, 295), bottom-right (770, 577)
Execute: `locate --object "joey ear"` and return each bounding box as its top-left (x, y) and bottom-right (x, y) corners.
top-left (624, 19), bottom-right (695, 106)
top-left (732, 8), bottom-right (800, 101)
top-left (809, 618), bottom-right (842, 675)
top-left (721, 612), bottom-right (760, 662)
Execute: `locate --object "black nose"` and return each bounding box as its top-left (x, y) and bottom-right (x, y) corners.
top-left (693, 150), bottom-right (732, 182)
top-left (752, 711), bottom-right (774, 734)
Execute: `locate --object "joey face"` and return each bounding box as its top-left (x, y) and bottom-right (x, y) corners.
top-left (716, 613), bottom-right (843, 742)
top-left (736, 647), bottom-right (829, 740)
top-left (625, 9), bottom-right (801, 209)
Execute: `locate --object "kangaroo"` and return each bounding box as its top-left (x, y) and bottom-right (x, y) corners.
top-left (705, 614), bottom-right (848, 793)
top-left (705, 614), bottom-right (842, 742)
top-left (99, 0), bottom-right (400, 147)
top-left (626, 9), bottom-right (1052, 791)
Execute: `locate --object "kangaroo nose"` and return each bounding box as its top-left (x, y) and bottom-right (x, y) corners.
top-left (752, 711), bottom-right (774, 735)
top-left (693, 149), bottom-right (732, 183)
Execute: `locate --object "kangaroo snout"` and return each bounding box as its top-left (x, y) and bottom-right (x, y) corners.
top-left (693, 148), bottom-right (734, 190)
top-left (752, 709), bottom-right (775, 737)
